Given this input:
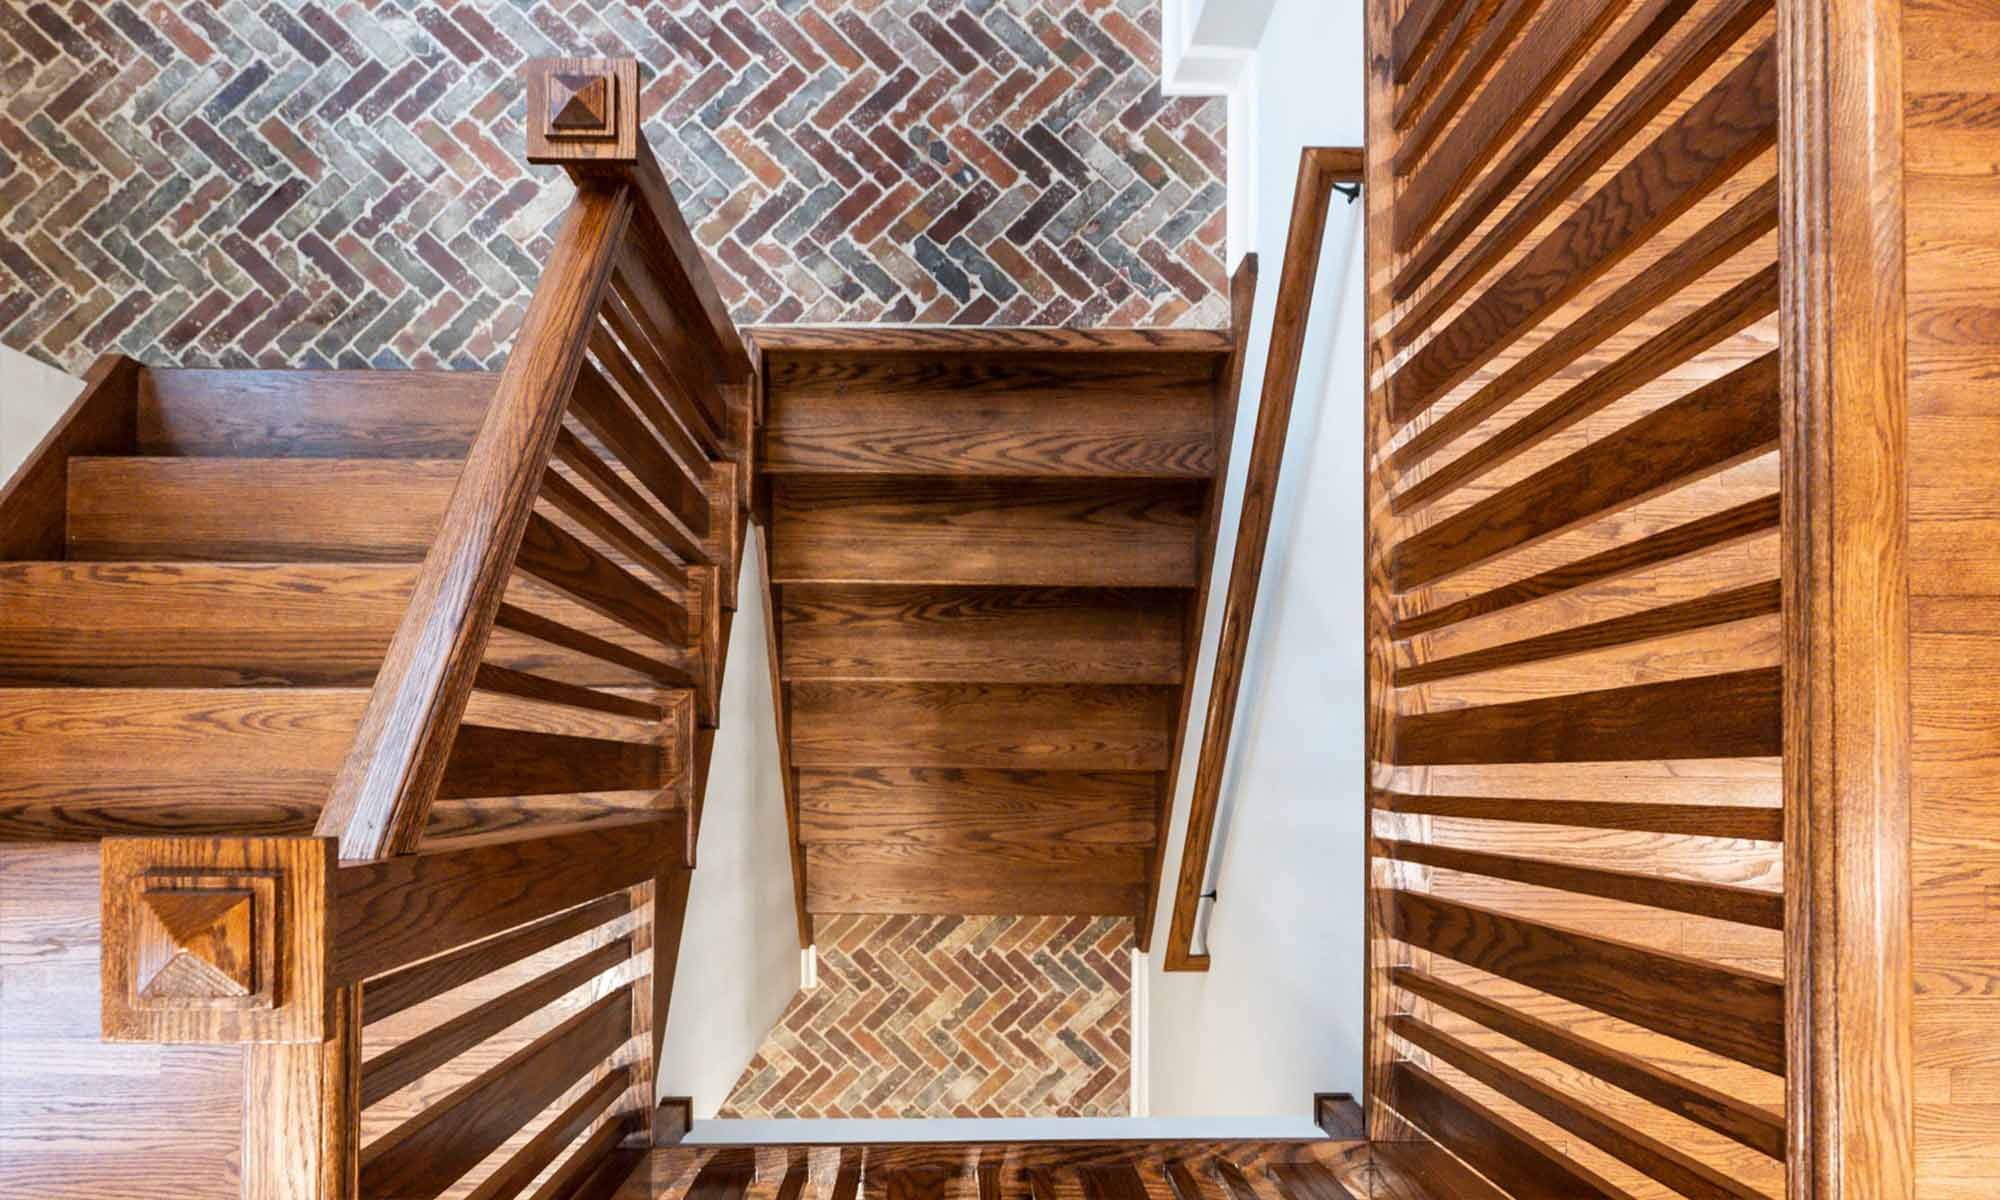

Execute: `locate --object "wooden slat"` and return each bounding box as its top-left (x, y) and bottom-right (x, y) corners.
top-left (746, 326), bottom-right (1233, 354)
top-left (439, 724), bottom-right (666, 799)
top-left (363, 894), bottom-right (632, 1024)
top-left (780, 584), bottom-right (1184, 684)
top-left (587, 324), bottom-right (712, 537)
top-left (1390, 890), bottom-right (1785, 1072)
top-left (1391, 0), bottom-right (1498, 131)
top-left (1384, 1061), bottom-right (1631, 1200)
top-left (1376, 791), bottom-right (1783, 841)
top-left (474, 662), bottom-right (664, 721)
top-left (606, 256), bottom-right (727, 460)
top-left (315, 186), bottom-right (633, 861)
top-left (360, 937), bottom-right (630, 1106)
top-left (1394, 0), bottom-right (1545, 174)
top-left (1396, 0), bottom-right (1628, 250)
top-left (1391, 191), bottom-right (1779, 484)
top-left (1390, 0), bottom-right (1457, 81)
top-left (0, 353), bottom-right (138, 561)
top-left (516, 511), bottom-right (691, 649)
top-left (1269, 1163), bottom-right (1360, 1200)
top-left (1392, 1015), bottom-right (1767, 1200)
top-left (462, 1069), bottom-right (629, 1200)
top-left (1377, 837), bottom-right (1784, 927)
top-left (524, 1115), bottom-right (639, 1200)
top-left (1389, 41), bottom-right (1778, 421)
top-left (1393, 0), bottom-right (1770, 306)
top-left (358, 987), bottom-right (631, 1200)
top-left (493, 601), bottom-right (700, 689)
top-left (1368, 1142), bottom-right (1512, 1200)
top-left (1392, 668), bottom-right (1782, 764)
top-left (138, 368), bottom-right (493, 457)
top-left (771, 477), bottom-right (1204, 588)
top-left (333, 816), bottom-right (679, 983)
top-left (1392, 351), bottom-right (1780, 590)
top-left (1393, 495), bottom-right (1780, 638)
top-left (1394, 967), bottom-right (1786, 1159)
top-left (789, 682), bottom-right (1175, 770)
top-left (540, 468), bottom-right (688, 592)
top-left (798, 767), bottom-right (1156, 846)
top-left (1396, 580), bottom-right (1781, 685)
top-left (552, 424), bottom-right (707, 570)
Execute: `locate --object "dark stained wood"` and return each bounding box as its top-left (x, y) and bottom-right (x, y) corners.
top-left (1390, 0), bottom-right (1457, 82)
top-left (1392, 0), bottom-right (1771, 308)
top-left (462, 1069), bottom-right (629, 1200)
top-left (519, 1113), bottom-right (638, 1200)
top-left (1393, 668), bottom-right (1782, 764)
top-left (789, 682), bottom-right (1174, 771)
top-left (137, 368), bottom-right (494, 458)
top-left (1394, 967), bottom-right (1786, 1159)
top-left (1268, 1162), bottom-right (1360, 1200)
top-left (1392, 494), bottom-right (1781, 638)
top-left (358, 986), bottom-right (631, 1200)
top-left (493, 601), bottom-right (701, 689)
top-left (1389, 41), bottom-right (1778, 420)
top-left (439, 723), bottom-right (667, 799)
top-left (761, 352), bottom-right (1218, 477)
top-left (1383, 1061), bottom-right (1630, 1200)
top-left (1393, 0), bottom-right (1545, 176)
top-left (0, 352), bottom-right (139, 561)
top-left (515, 511), bottom-right (691, 649)
top-left (770, 477), bottom-right (1205, 588)
top-left (1785, 0), bottom-right (1918, 1193)
top-left (538, 468), bottom-right (689, 592)
top-left (1394, 1015), bottom-right (1766, 1200)
top-left (552, 425), bottom-right (707, 569)
top-left (1377, 837), bottom-right (1785, 927)
top-left (797, 767), bottom-right (1155, 846)
top-left (1392, 352), bottom-right (1780, 590)
top-left (805, 844), bottom-right (1145, 916)
top-left (1368, 1141), bottom-right (1512, 1200)
top-left (241, 984), bottom-right (361, 1200)
top-left (316, 184), bottom-right (635, 860)
top-left (473, 662), bottom-right (664, 721)
top-left (587, 325), bottom-right (713, 537)
top-left (1395, 579), bottom-right (1781, 685)
top-left (331, 816), bottom-right (680, 983)
top-left (1396, 0), bottom-right (1629, 250)
top-left (1391, 890), bottom-right (1786, 1073)
top-left (746, 326), bottom-right (1234, 354)
top-left (780, 585), bottom-right (1183, 684)
top-left (362, 894), bottom-right (631, 1024)
top-left (1375, 791), bottom-right (1783, 841)
top-left (360, 936), bottom-right (630, 1106)
top-left (65, 456), bottom-right (457, 562)
top-left (1391, 0), bottom-right (1500, 134)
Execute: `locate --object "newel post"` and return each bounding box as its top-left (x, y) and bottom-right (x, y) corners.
top-left (101, 836), bottom-right (359, 1198)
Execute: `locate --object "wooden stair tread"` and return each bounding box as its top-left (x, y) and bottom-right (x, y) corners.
top-left (139, 368), bottom-right (495, 458)
top-left (779, 584), bottom-right (1185, 683)
top-left (761, 350), bottom-right (1219, 477)
top-left (770, 477), bottom-right (1205, 587)
top-left (797, 766), bottom-right (1159, 846)
top-left (788, 682), bottom-right (1177, 770)
top-left (66, 457), bottom-right (461, 561)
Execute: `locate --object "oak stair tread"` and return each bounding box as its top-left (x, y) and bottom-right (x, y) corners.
top-left (138, 368), bottom-right (496, 458)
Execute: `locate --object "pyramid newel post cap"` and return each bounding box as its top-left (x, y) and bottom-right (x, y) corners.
top-left (526, 57), bottom-right (640, 167)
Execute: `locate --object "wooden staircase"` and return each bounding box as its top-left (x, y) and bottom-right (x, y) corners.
top-left (0, 367), bottom-right (726, 843)
top-left (754, 320), bottom-right (1250, 935)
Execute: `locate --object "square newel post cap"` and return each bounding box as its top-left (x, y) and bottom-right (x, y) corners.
top-left (526, 57), bottom-right (641, 167)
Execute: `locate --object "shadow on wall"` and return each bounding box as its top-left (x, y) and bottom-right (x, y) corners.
top-left (0, 348), bottom-right (83, 480)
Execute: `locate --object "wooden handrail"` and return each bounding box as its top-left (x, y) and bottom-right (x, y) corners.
top-left (1163, 147), bottom-right (1362, 971)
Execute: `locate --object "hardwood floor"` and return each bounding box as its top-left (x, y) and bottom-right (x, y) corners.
top-left (756, 330), bottom-right (1239, 933)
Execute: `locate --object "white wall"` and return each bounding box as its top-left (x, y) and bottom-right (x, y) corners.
top-left (1144, 0), bottom-right (1368, 1116)
top-left (658, 524), bottom-right (803, 1117)
top-left (1, 347), bottom-right (84, 481)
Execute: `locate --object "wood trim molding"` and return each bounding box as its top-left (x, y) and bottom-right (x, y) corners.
top-left (1164, 147), bottom-right (1361, 972)
top-left (1779, 0), bottom-right (1917, 1195)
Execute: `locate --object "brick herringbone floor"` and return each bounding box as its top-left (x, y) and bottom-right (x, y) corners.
top-left (719, 914), bottom-right (1133, 1118)
top-left (0, 0), bottom-right (1228, 374)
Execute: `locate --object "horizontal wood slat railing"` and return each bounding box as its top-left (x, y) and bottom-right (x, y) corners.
top-left (1163, 147), bottom-right (1362, 971)
top-left (1366, 0), bottom-right (1789, 1192)
top-left (97, 55), bottom-right (747, 1200)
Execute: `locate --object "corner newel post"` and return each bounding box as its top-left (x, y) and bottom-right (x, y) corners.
top-left (101, 835), bottom-right (357, 1198)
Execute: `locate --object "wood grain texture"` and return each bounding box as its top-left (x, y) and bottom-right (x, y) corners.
top-left (1393, 0), bottom-right (1546, 177)
top-left (316, 184), bottom-right (635, 860)
top-left (1382, 1061), bottom-right (1630, 1200)
top-left (780, 585), bottom-right (1183, 684)
top-left (1389, 40), bottom-right (1778, 420)
top-left (798, 767), bottom-right (1156, 846)
top-left (362, 894), bottom-right (631, 1025)
top-left (762, 352), bottom-right (1218, 477)
top-left (463, 1069), bottom-right (629, 1200)
top-left (515, 511), bottom-right (691, 649)
top-left (65, 456), bottom-right (458, 561)
top-left (1393, 668), bottom-right (1781, 765)
top-left (1391, 890), bottom-right (1785, 1073)
top-left (241, 984), bottom-right (360, 1200)
top-left (1392, 352), bottom-right (1780, 590)
top-left (1394, 966), bottom-right (1785, 1159)
top-left (789, 682), bottom-right (1174, 770)
top-left (1376, 791), bottom-right (1783, 841)
top-left (745, 327), bottom-right (1235, 354)
top-left (0, 353), bottom-right (139, 561)
top-left (770, 477), bottom-right (1204, 588)
top-left (138, 368), bottom-right (494, 457)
